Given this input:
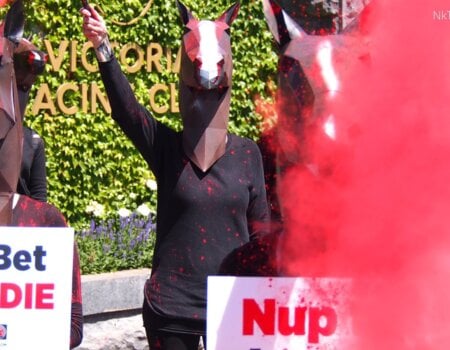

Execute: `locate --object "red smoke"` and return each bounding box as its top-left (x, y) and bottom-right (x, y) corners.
top-left (0, 0), bottom-right (12, 7)
top-left (273, 0), bottom-right (450, 348)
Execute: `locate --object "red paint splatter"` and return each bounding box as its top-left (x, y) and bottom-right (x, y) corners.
top-left (169, 274), bottom-right (178, 282)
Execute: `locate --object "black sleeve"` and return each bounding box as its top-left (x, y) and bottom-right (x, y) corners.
top-left (70, 244), bottom-right (83, 349)
top-left (98, 57), bottom-right (159, 170)
top-left (70, 302), bottom-right (83, 349)
top-left (27, 136), bottom-right (47, 202)
top-left (247, 141), bottom-right (271, 240)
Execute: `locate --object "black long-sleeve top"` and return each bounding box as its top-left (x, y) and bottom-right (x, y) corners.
top-left (98, 57), bottom-right (270, 334)
top-left (17, 126), bottom-right (47, 202)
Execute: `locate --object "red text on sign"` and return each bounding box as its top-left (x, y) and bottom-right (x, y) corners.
top-left (242, 298), bottom-right (337, 343)
top-left (0, 283), bottom-right (55, 309)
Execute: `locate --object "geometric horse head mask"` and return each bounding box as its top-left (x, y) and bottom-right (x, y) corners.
top-left (0, 0), bottom-right (25, 225)
top-left (263, 0), bottom-right (370, 176)
top-left (177, 0), bottom-right (240, 172)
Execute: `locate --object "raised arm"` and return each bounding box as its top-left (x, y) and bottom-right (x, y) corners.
top-left (80, 5), bottom-right (160, 168)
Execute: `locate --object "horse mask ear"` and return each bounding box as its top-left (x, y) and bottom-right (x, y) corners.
top-left (176, 0), bottom-right (196, 26)
top-left (176, 1), bottom-right (240, 27)
top-left (217, 2), bottom-right (240, 26)
top-left (262, 0), bottom-right (305, 49)
top-left (3, 0), bottom-right (24, 44)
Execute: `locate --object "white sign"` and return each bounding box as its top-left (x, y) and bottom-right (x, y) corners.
top-left (207, 276), bottom-right (353, 350)
top-left (0, 227), bottom-right (74, 349)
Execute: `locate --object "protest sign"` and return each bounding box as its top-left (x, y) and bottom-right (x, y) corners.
top-left (0, 227), bottom-right (74, 349)
top-left (207, 276), bottom-right (353, 350)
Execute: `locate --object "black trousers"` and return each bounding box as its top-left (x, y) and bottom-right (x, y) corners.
top-left (144, 328), bottom-right (206, 350)
top-left (143, 301), bottom-right (206, 350)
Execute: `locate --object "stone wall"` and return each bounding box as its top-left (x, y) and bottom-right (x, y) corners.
top-left (77, 311), bottom-right (149, 350)
top-left (76, 269), bottom-right (150, 350)
top-left (76, 269), bottom-right (204, 350)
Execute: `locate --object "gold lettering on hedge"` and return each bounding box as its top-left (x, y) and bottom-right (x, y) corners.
top-left (44, 40), bottom-right (69, 71)
top-left (57, 83), bottom-right (79, 115)
top-left (147, 83), bottom-right (179, 114)
top-left (81, 41), bottom-right (98, 73)
top-left (120, 43), bottom-right (145, 74)
top-left (81, 83), bottom-right (89, 113)
top-left (172, 47), bottom-right (181, 74)
top-left (149, 83), bottom-right (168, 114)
top-left (170, 83), bottom-right (179, 113)
top-left (70, 40), bottom-right (78, 72)
top-left (91, 83), bottom-right (111, 114)
top-left (165, 47), bottom-right (173, 72)
top-left (44, 39), bottom-right (180, 74)
top-left (33, 40), bottom-right (183, 115)
top-left (146, 43), bottom-right (163, 73)
top-left (31, 82), bottom-right (178, 115)
top-left (32, 83), bottom-right (57, 115)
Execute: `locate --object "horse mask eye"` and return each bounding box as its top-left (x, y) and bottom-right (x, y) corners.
top-left (14, 49), bottom-right (48, 91)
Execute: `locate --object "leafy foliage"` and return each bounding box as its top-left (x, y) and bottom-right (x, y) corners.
top-left (4, 0), bottom-right (277, 235)
top-left (76, 209), bottom-right (156, 274)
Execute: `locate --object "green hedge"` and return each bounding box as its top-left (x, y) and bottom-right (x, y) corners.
top-left (4, 0), bottom-right (277, 230)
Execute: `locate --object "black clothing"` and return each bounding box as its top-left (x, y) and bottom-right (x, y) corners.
top-left (145, 329), bottom-right (205, 350)
top-left (143, 301), bottom-right (206, 350)
top-left (98, 57), bottom-right (270, 335)
top-left (219, 231), bottom-right (279, 276)
top-left (17, 126), bottom-right (47, 202)
top-left (257, 129), bottom-right (283, 223)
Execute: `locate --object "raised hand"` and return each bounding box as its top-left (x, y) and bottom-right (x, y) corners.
top-left (80, 4), bottom-right (107, 49)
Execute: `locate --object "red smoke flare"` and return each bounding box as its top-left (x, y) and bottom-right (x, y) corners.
top-left (0, 0), bottom-right (12, 7)
top-left (272, 0), bottom-right (450, 348)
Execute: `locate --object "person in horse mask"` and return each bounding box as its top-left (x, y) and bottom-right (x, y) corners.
top-left (14, 37), bottom-right (48, 202)
top-left (0, 1), bottom-right (83, 347)
top-left (81, 2), bottom-right (270, 349)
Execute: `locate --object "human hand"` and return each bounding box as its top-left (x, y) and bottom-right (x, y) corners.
top-left (80, 4), bottom-right (107, 49)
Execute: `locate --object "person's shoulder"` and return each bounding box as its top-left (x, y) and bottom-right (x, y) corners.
top-left (22, 125), bottom-right (33, 140)
top-left (39, 201), bottom-right (67, 227)
top-left (229, 133), bottom-right (262, 156)
top-left (30, 128), bottom-right (43, 143)
top-left (23, 126), bottom-right (40, 137)
top-left (229, 133), bottom-right (258, 147)
top-left (23, 126), bottom-right (44, 147)
top-left (16, 195), bottom-right (67, 227)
